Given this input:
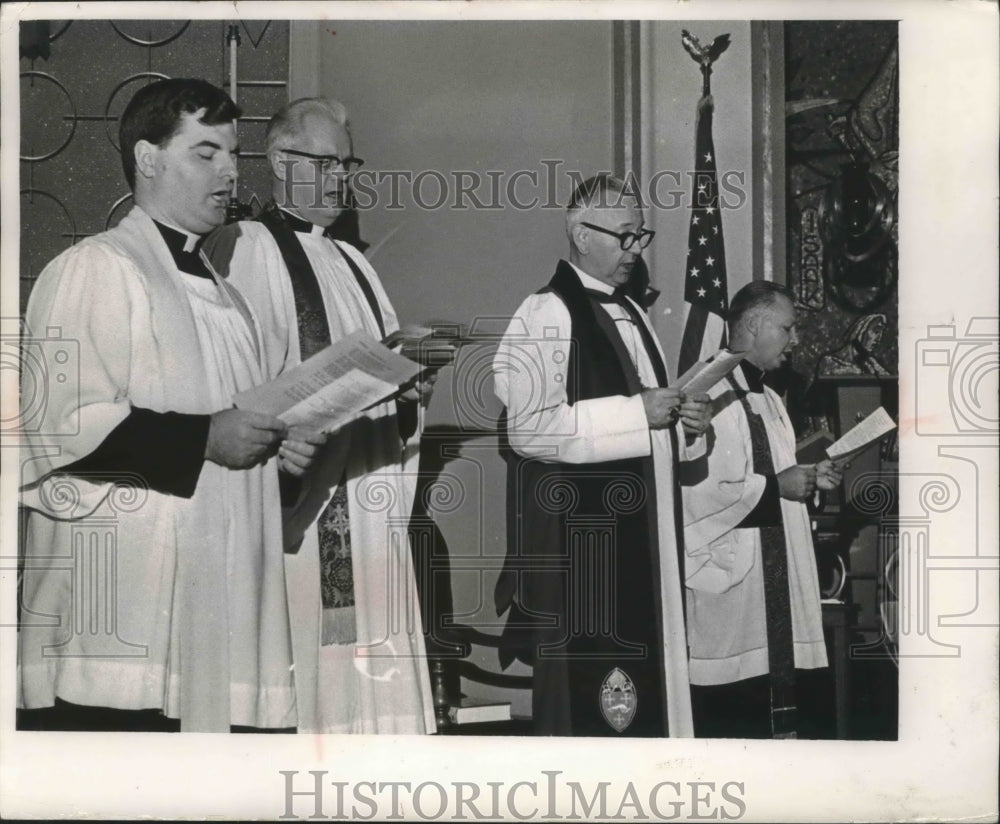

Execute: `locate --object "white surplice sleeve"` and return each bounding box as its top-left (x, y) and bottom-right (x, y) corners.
top-left (493, 291), bottom-right (651, 464)
top-left (20, 241), bottom-right (144, 518)
top-left (681, 384), bottom-right (767, 593)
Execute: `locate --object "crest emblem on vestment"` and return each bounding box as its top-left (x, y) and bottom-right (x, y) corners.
top-left (600, 667), bottom-right (637, 732)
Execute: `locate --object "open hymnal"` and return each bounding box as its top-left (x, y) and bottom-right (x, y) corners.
top-left (826, 406), bottom-right (897, 462)
top-left (233, 329), bottom-right (421, 434)
top-left (674, 350), bottom-right (748, 395)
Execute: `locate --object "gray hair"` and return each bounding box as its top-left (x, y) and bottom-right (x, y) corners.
top-left (264, 97), bottom-right (350, 154)
top-left (565, 173), bottom-right (638, 235)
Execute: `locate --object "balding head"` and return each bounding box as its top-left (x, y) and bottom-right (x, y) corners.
top-left (728, 281), bottom-right (798, 371)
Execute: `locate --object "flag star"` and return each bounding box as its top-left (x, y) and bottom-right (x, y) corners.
top-left (698, 181), bottom-right (707, 192)
top-left (689, 267), bottom-right (700, 278)
top-left (705, 256), bottom-right (715, 266)
top-left (698, 236), bottom-right (707, 246)
top-left (704, 152), bottom-right (713, 163)
top-left (713, 278), bottom-right (721, 287)
top-left (713, 226), bottom-right (719, 234)
top-left (697, 288), bottom-right (706, 297)
top-left (692, 215), bottom-right (700, 225)
top-left (705, 205), bottom-right (716, 215)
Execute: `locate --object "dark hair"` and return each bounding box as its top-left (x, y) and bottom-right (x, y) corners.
top-left (119, 78), bottom-right (242, 190)
top-left (727, 280), bottom-right (793, 330)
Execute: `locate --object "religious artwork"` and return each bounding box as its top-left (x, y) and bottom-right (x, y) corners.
top-left (816, 313), bottom-right (893, 378)
top-left (784, 21), bottom-right (899, 380)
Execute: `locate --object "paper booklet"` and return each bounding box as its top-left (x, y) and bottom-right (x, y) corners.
top-left (826, 406), bottom-right (897, 462)
top-left (233, 330), bottom-right (422, 434)
top-left (674, 349), bottom-right (748, 395)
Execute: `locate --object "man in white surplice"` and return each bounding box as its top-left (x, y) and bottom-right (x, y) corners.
top-left (681, 280), bottom-right (843, 738)
top-left (18, 79), bottom-right (309, 733)
top-left (493, 175), bottom-right (711, 737)
top-left (209, 98), bottom-right (436, 734)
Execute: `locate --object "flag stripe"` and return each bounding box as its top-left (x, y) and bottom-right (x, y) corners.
top-left (677, 97), bottom-right (730, 378)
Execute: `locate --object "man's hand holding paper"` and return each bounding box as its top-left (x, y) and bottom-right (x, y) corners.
top-left (679, 392), bottom-right (711, 438)
top-left (206, 408), bottom-right (287, 469)
top-left (815, 457), bottom-right (845, 491)
top-left (642, 387), bottom-right (684, 429)
top-left (777, 463), bottom-right (818, 501)
top-left (278, 428), bottom-right (327, 477)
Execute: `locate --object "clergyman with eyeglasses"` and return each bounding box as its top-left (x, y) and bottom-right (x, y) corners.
top-left (206, 97), bottom-right (437, 734)
top-left (492, 174), bottom-right (712, 736)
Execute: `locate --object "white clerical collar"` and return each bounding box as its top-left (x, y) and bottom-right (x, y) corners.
top-left (278, 207), bottom-right (326, 237)
top-left (567, 261), bottom-right (615, 295)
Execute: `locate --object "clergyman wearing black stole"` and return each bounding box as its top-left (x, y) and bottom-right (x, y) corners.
top-left (681, 281), bottom-right (843, 738)
top-left (493, 174), bottom-right (711, 736)
top-left (207, 97), bottom-right (436, 734)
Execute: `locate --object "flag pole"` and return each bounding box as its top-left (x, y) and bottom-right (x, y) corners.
top-left (676, 31), bottom-right (732, 378)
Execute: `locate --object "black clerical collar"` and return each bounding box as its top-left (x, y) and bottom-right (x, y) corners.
top-left (276, 208), bottom-right (328, 237)
top-left (741, 360), bottom-right (768, 394)
top-left (573, 261), bottom-right (659, 309)
top-left (153, 220), bottom-right (213, 279)
top-left (584, 286), bottom-right (629, 305)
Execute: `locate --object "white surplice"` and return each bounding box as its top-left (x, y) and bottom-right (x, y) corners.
top-left (493, 263), bottom-right (702, 738)
top-left (681, 360), bottom-right (828, 685)
top-left (223, 220), bottom-right (435, 734)
top-left (18, 207), bottom-right (295, 731)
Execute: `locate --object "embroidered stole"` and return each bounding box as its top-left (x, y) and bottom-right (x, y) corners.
top-left (257, 205), bottom-right (386, 645)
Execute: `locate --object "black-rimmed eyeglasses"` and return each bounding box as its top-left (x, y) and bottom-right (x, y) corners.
top-left (281, 149), bottom-right (365, 174)
top-left (581, 221), bottom-right (655, 251)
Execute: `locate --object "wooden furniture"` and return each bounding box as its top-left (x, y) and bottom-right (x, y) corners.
top-left (410, 425), bottom-right (533, 734)
top-left (821, 601), bottom-right (861, 739)
top-left (807, 375), bottom-right (899, 738)
top-left (810, 375), bottom-right (898, 643)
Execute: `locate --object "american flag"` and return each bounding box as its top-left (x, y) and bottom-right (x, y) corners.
top-left (677, 96), bottom-right (729, 378)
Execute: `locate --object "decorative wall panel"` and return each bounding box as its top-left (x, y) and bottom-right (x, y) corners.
top-left (784, 21), bottom-right (899, 389)
top-left (18, 19), bottom-right (289, 313)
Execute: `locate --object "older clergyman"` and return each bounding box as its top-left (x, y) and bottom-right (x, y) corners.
top-left (18, 78), bottom-right (302, 732)
top-left (493, 174), bottom-right (711, 737)
top-left (682, 280), bottom-right (843, 739)
top-left (207, 97), bottom-right (436, 734)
